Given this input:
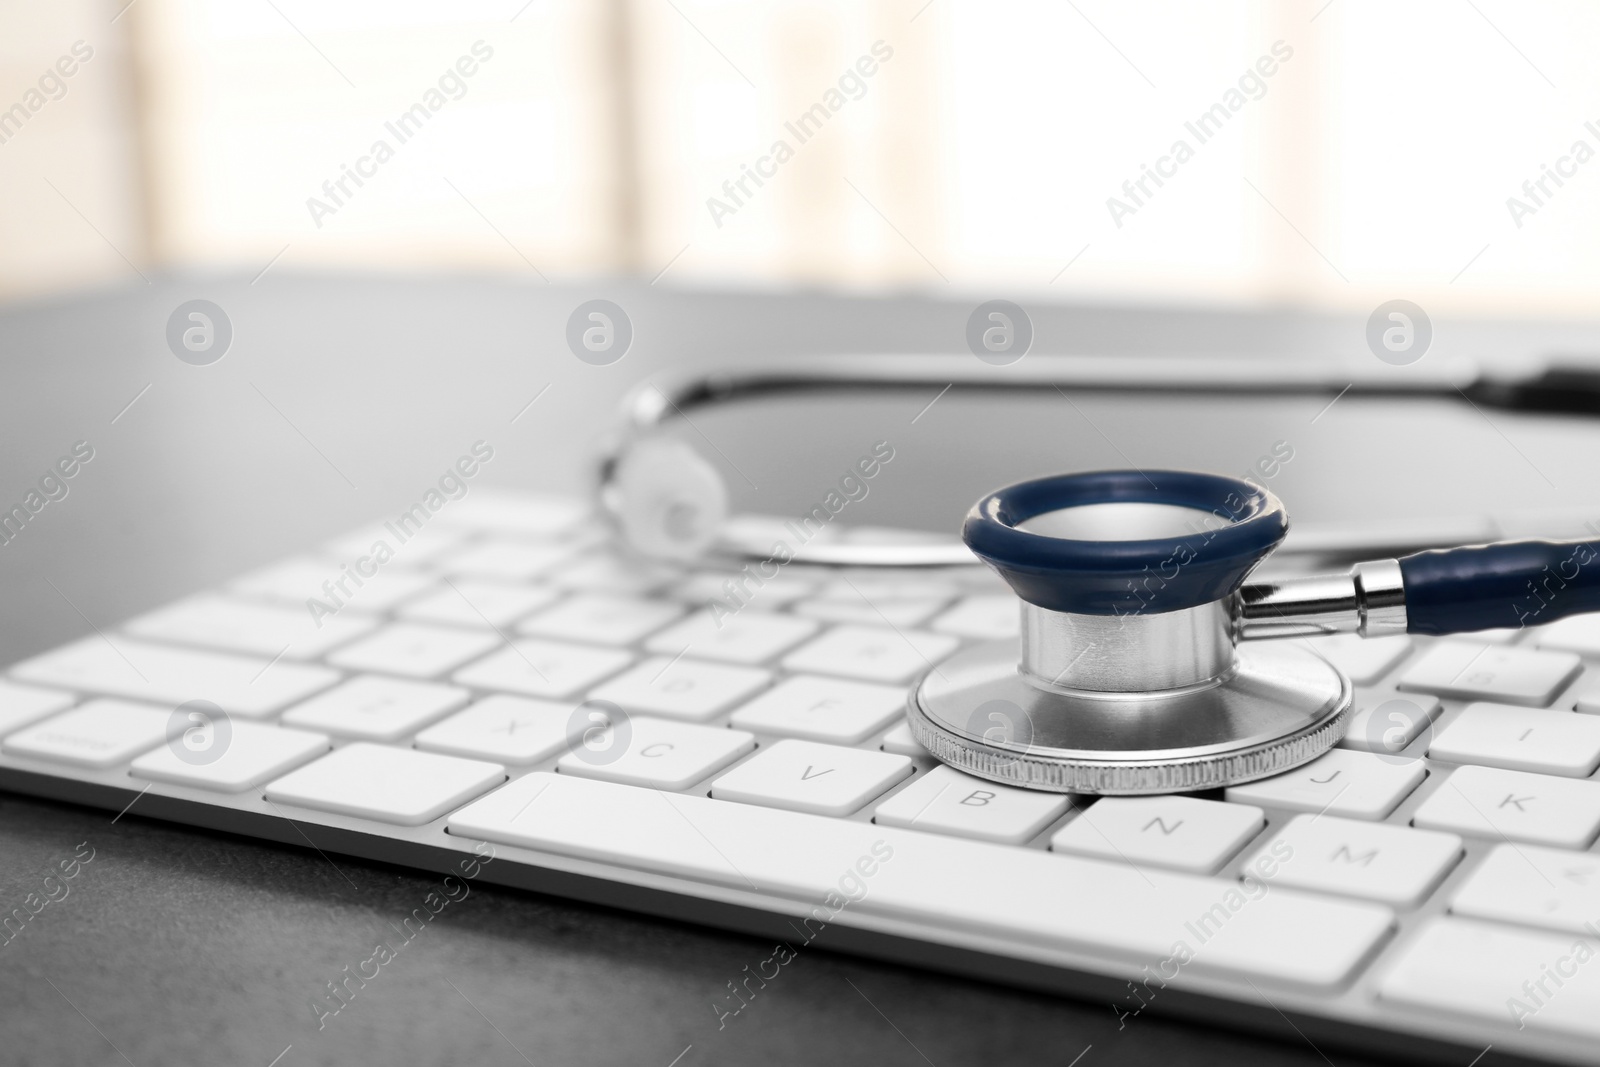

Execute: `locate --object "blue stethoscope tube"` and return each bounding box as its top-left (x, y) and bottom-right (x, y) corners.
top-left (1400, 540), bottom-right (1600, 635)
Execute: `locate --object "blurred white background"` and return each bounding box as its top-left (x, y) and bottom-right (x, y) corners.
top-left (4, 0), bottom-right (1599, 313)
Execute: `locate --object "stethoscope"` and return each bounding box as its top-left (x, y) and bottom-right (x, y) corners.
top-left (598, 354), bottom-right (1600, 794)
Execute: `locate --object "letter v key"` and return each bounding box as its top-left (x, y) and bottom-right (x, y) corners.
top-left (801, 765), bottom-right (832, 780)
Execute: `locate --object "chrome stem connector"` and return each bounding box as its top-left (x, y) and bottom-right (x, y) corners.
top-left (1236, 558), bottom-right (1408, 640)
top-left (1017, 558), bottom-right (1407, 696)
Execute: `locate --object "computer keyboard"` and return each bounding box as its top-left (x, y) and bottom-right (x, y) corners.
top-left (3, 491), bottom-right (1599, 1065)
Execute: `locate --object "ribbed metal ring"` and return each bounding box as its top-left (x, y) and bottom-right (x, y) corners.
top-left (906, 641), bottom-right (1353, 795)
top-left (907, 699), bottom-right (1351, 794)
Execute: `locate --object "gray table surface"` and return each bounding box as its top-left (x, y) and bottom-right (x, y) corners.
top-left (3, 273), bottom-right (1597, 1067)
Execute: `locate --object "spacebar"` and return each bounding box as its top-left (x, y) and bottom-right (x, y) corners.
top-left (448, 773), bottom-right (1393, 988)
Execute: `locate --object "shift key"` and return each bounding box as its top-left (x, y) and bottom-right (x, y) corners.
top-left (9, 636), bottom-right (340, 719)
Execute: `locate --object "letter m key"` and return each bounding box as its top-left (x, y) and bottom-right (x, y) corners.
top-left (1330, 845), bottom-right (1378, 867)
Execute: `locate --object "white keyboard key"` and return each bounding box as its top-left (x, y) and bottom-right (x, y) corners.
top-left (558, 717), bottom-right (755, 789)
top-left (793, 597), bottom-right (946, 628)
top-left (451, 639), bottom-right (632, 699)
top-left (0, 681), bottom-right (75, 735)
top-left (125, 595), bottom-right (377, 660)
top-left (399, 581), bottom-right (559, 629)
top-left (451, 773), bottom-right (1394, 988)
top-left (429, 491), bottom-right (588, 537)
top-left (549, 553), bottom-right (678, 594)
top-left (520, 593), bottom-right (685, 646)
top-left (1378, 918), bottom-right (1600, 1039)
top-left (589, 656), bottom-right (769, 723)
top-left (443, 539), bottom-right (578, 580)
top-left (327, 623), bottom-right (500, 679)
top-left (880, 721), bottom-right (928, 756)
top-left (266, 743), bottom-right (504, 826)
top-left (333, 567), bottom-right (442, 612)
top-left (131, 722), bottom-right (329, 792)
top-left (1051, 796), bottom-right (1264, 875)
top-left (647, 610), bottom-right (818, 664)
top-left (1398, 641), bottom-right (1580, 707)
top-left (282, 676), bottom-right (468, 741)
top-left (1534, 613), bottom-right (1600, 657)
top-left (711, 739), bottom-right (910, 816)
top-left (729, 675), bottom-right (907, 744)
top-left (1303, 633), bottom-right (1412, 685)
top-left (671, 573), bottom-right (815, 607)
top-left (1243, 814), bottom-right (1462, 906)
top-left (1450, 843), bottom-right (1600, 935)
top-left (1575, 684), bottom-right (1600, 715)
top-left (1411, 765), bottom-right (1600, 848)
top-left (818, 577), bottom-right (961, 602)
top-left (782, 625), bottom-right (958, 683)
top-left (1225, 749), bottom-right (1425, 820)
top-left (324, 523), bottom-right (465, 565)
top-left (1338, 694), bottom-right (1441, 755)
top-left (230, 558), bottom-right (434, 612)
top-left (3, 700), bottom-right (167, 768)
top-left (10, 637), bottom-right (339, 720)
top-left (946, 567), bottom-right (1012, 594)
top-left (1429, 702), bottom-right (1600, 777)
top-left (876, 765), bottom-right (1068, 844)
top-left (414, 695), bottom-right (571, 764)
top-left (930, 595), bottom-right (1019, 640)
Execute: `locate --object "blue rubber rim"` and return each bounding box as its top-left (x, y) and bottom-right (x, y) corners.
top-left (962, 470), bottom-right (1288, 615)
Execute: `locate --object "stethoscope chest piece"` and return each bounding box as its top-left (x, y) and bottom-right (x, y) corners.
top-left (908, 471), bottom-right (1352, 794)
top-left (910, 641), bottom-right (1349, 795)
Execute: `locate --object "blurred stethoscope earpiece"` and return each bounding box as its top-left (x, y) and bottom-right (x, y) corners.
top-left (606, 436), bottom-right (729, 562)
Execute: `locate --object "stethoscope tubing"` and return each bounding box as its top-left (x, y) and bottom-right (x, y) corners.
top-left (599, 356), bottom-right (1600, 624)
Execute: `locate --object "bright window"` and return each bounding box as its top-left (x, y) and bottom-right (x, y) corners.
top-left (2, 0), bottom-right (1597, 314)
